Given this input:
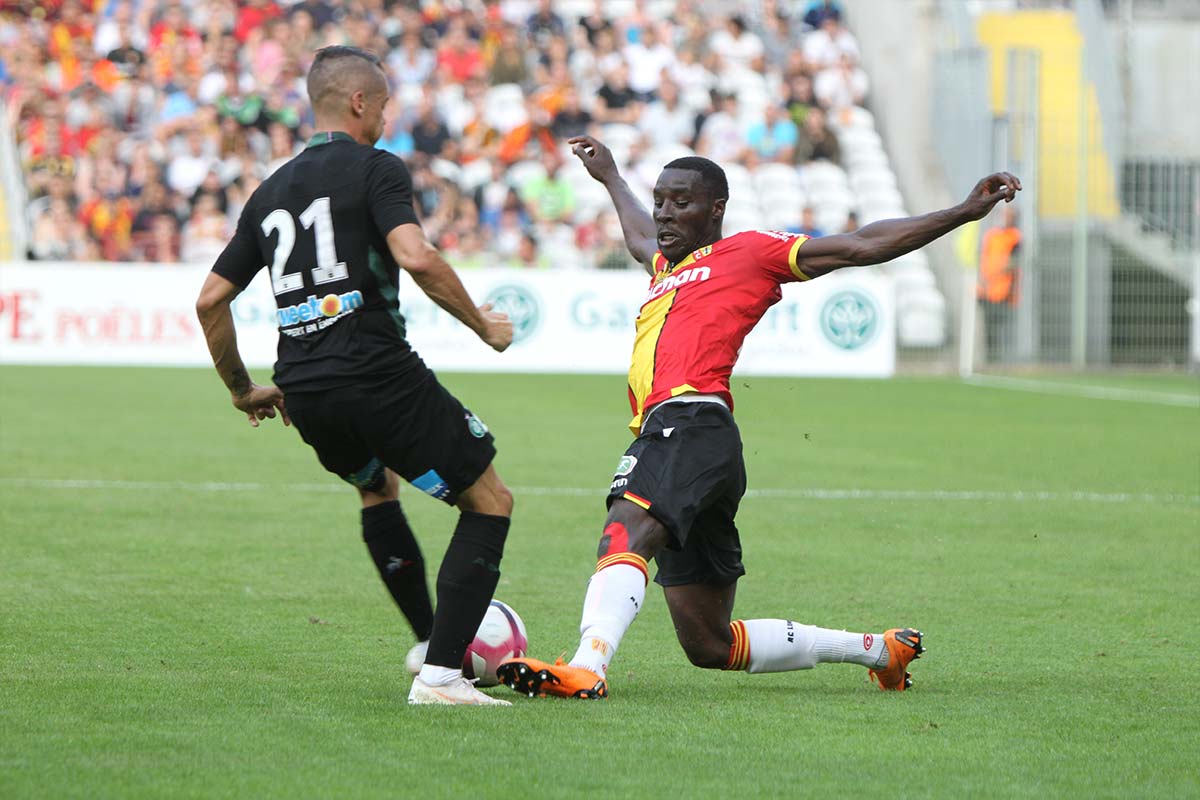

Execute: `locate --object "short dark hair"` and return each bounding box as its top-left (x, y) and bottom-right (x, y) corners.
top-left (306, 46), bottom-right (386, 113)
top-left (662, 156), bottom-right (729, 201)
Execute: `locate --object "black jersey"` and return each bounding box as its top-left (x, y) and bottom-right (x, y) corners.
top-left (212, 131), bottom-right (423, 392)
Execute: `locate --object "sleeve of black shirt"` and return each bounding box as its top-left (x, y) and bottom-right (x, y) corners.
top-left (365, 150), bottom-right (421, 236)
top-left (211, 200), bottom-right (264, 289)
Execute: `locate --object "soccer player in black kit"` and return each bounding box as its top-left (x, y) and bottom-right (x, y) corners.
top-left (195, 46), bottom-right (514, 706)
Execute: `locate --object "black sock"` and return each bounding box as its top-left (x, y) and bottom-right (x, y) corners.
top-left (362, 501), bottom-right (434, 642)
top-left (424, 511), bottom-right (510, 669)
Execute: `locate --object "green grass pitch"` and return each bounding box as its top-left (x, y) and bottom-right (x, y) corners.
top-left (1, 366), bottom-right (1197, 798)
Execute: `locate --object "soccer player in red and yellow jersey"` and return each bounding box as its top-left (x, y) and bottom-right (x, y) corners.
top-left (498, 136), bottom-right (1020, 699)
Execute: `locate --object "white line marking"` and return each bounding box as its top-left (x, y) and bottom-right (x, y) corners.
top-left (964, 374), bottom-right (1200, 408)
top-left (0, 478), bottom-right (1195, 505)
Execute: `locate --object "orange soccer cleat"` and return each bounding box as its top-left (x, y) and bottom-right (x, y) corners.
top-left (496, 656), bottom-right (608, 699)
top-left (868, 628), bottom-right (925, 691)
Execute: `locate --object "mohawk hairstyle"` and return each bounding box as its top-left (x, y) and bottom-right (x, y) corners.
top-left (306, 45), bottom-right (386, 112)
top-left (663, 156), bottom-right (729, 201)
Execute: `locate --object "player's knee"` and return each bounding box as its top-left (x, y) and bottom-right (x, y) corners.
top-left (458, 474), bottom-right (513, 517)
top-left (492, 481), bottom-right (514, 516)
top-left (681, 638), bottom-right (730, 670)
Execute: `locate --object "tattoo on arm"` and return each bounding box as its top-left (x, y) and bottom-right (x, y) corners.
top-left (229, 366), bottom-right (252, 397)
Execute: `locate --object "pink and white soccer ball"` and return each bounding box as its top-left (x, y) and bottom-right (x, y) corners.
top-left (463, 600), bottom-right (528, 687)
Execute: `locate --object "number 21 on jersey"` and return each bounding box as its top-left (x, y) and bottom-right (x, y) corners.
top-left (261, 196), bottom-right (348, 296)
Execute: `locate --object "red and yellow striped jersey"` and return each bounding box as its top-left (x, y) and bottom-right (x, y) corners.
top-left (626, 230), bottom-right (811, 433)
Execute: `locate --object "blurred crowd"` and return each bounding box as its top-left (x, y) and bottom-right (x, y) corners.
top-left (0, 0), bottom-right (867, 267)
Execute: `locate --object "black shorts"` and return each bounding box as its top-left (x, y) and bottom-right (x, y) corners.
top-left (606, 402), bottom-right (747, 587)
top-left (285, 370), bottom-right (496, 505)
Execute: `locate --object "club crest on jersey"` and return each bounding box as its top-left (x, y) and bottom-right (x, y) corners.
top-left (692, 245), bottom-right (712, 260)
top-left (645, 265), bottom-right (711, 303)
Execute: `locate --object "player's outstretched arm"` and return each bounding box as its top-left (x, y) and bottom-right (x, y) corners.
top-left (795, 172), bottom-right (1021, 279)
top-left (568, 135), bottom-right (657, 274)
top-left (195, 272), bottom-right (289, 427)
top-left (385, 223), bottom-right (513, 352)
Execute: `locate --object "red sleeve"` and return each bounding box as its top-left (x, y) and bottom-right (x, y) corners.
top-left (737, 230), bottom-right (811, 284)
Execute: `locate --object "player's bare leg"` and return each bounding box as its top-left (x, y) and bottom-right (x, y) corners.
top-left (662, 582), bottom-right (924, 691)
top-left (663, 582), bottom-right (737, 668)
top-left (353, 467), bottom-right (434, 674)
top-left (409, 464), bottom-right (513, 705)
top-left (498, 500), bottom-right (667, 699)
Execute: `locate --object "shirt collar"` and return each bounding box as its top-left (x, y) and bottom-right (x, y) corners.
top-left (305, 131), bottom-right (357, 148)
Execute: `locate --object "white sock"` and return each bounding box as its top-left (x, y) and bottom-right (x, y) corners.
top-left (417, 664), bottom-right (462, 686)
top-left (738, 620), bottom-right (887, 674)
top-left (568, 553), bottom-right (649, 676)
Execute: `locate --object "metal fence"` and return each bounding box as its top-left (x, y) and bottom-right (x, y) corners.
top-left (932, 0), bottom-right (1198, 371)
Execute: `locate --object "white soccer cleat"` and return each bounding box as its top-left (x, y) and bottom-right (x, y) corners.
top-left (407, 676), bottom-right (512, 706)
top-left (405, 640), bottom-right (428, 675)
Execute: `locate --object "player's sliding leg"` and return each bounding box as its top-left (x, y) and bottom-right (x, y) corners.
top-left (408, 464), bottom-right (513, 706)
top-left (356, 468), bottom-right (434, 673)
top-left (663, 585), bottom-right (924, 691)
top-left (497, 500), bottom-right (667, 699)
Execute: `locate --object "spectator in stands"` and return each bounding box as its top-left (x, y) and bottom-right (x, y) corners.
top-left (696, 92), bottom-right (744, 164)
top-left (578, 0), bottom-right (614, 46)
top-left (412, 95), bottom-right (452, 158)
top-left (624, 22), bottom-right (674, 102)
top-left (30, 197), bottom-right (92, 261)
top-left (709, 15), bottom-right (764, 73)
top-left (746, 102), bottom-right (799, 163)
top-left (104, 21), bottom-right (146, 78)
top-left (180, 192), bottom-right (230, 263)
top-left (511, 230), bottom-right (549, 269)
top-left (794, 106), bottom-right (841, 164)
top-left (437, 18), bottom-right (484, 84)
top-left (785, 72), bottom-right (817, 128)
top-left (526, 0), bottom-right (565, 53)
top-left (803, 15), bottom-right (859, 70)
top-left (594, 62), bottom-right (640, 125)
top-left (489, 25), bottom-right (531, 87)
top-left (638, 78), bottom-right (694, 149)
top-left (8, 1), bottom-right (882, 272)
top-left (521, 149), bottom-right (575, 226)
top-left (389, 29), bottom-right (436, 88)
top-left (802, 0), bottom-right (844, 30)
top-left (551, 84), bottom-right (593, 140)
top-left (166, 128), bottom-right (216, 197)
top-left (842, 211), bottom-right (860, 232)
top-left (143, 212), bottom-right (181, 263)
top-left (590, 212), bottom-right (637, 270)
top-left (815, 52), bottom-right (869, 110)
top-left (789, 207), bottom-right (825, 238)
top-left (669, 46), bottom-right (716, 115)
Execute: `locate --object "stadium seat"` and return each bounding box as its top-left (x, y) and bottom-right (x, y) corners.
top-left (457, 159), bottom-right (494, 193)
top-left (484, 84), bottom-right (528, 133)
top-left (429, 158), bottom-right (462, 185)
top-left (850, 167), bottom-right (898, 195)
top-left (506, 159), bottom-right (547, 191)
top-left (827, 105), bottom-right (876, 131)
top-left (843, 148), bottom-right (891, 171)
top-left (837, 127), bottom-right (883, 152)
top-left (815, 206), bottom-right (851, 234)
top-left (860, 202), bottom-right (907, 224)
top-left (648, 143), bottom-right (695, 166)
top-left (859, 185), bottom-right (904, 209)
top-left (800, 161), bottom-right (850, 193)
top-left (753, 163), bottom-right (804, 195)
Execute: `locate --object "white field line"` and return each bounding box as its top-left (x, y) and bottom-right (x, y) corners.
top-left (964, 374), bottom-right (1200, 408)
top-left (0, 478), bottom-right (1195, 505)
